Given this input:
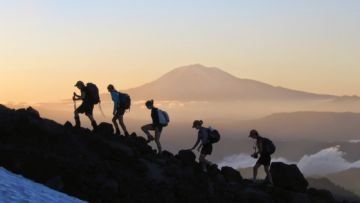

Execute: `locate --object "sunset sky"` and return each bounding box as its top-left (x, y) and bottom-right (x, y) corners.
top-left (0, 0), bottom-right (359, 103)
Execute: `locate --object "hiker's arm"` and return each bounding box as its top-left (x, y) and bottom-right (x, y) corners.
top-left (190, 138), bottom-right (200, 151)
top-left (73, 91), bottom-right (86, 100)
top-left (111, 92), bottom-right (118, 115)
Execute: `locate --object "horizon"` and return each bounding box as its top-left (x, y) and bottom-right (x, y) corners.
top-left (1, 1), bottom-right (360, 103)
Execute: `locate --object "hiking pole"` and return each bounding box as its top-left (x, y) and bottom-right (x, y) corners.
top-left (73, 93), bottom-right (77, 111)
top-left (98, 102), bottom-right (106, 118)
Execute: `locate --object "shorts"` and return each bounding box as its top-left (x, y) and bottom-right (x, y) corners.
top-left (201, 143), bottom-right (213, 155)
top-left (115, 107), bottom-right (126, 117)
top-left (152, 124), bottom-right (163, 133)
top-left (256, 153), bottom-right (271, 166)
top-left (76, 102), bottom-right (94, 116)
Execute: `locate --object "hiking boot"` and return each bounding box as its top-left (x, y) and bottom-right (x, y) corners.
top-left (115, 129), bottom-right (121, 136)
top-left (91, 121), bottom-right (98, 130)
top-left (146, 136), bottom-right (155, 143)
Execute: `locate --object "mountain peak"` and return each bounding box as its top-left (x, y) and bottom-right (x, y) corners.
top-left (169, 64), bottom-right (221, 74)
top-left (126, 64), bottom-right (336, 101)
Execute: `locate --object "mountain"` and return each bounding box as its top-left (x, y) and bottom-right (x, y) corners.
top-left (308, 178), bottom-right (360, 202)
top-left (326, 168), bottom-right (360, 196)
top-left (125, 64), bottom-right (336, 101)
top-left (0, 104), bottom-right (338, 203)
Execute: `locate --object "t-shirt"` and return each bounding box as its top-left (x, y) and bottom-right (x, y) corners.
top-left (151, 108), bottom-right (160, 127)
top-left (198, 127), bottom-right (209, 145)
top-left (110, 91), bottom-right (120, 111)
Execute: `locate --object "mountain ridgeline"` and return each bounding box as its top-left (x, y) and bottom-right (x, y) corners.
top-left (0, 105), bottom-right (346, 203)
top-left (125, 64), bottom-right (336, 101)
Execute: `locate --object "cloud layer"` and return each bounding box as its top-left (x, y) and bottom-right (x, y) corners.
top-left (218, 146), bottom-right (360, 177)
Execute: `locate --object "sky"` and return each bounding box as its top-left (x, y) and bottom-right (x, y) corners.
top-left (0, 0), bottom-right (359, 103)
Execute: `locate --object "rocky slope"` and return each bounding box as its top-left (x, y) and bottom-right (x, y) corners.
top-left (0, 105), bottom-right (344, 203)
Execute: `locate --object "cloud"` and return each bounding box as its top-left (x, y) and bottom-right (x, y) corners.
top-left (349, 139), bottom-right (360, 143)
top-left (298, 146), bottom-right (360, 176)
top-left (218, 146), bottom-right (360, 177)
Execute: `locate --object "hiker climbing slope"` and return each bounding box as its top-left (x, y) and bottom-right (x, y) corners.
top-left (73, 81), bottom-right (99, 130)
top-left (141, 100), bottom-right (169, 154)
top-left (249, 129), bottom-right (275, 185)
top-left (107, 84), bottom-right (130, 136)
top-left (189, 120), bottom-right (221, 172)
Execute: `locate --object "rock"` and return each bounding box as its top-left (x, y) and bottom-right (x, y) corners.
top-left (63, 121), bottom-right (73, 129)
top-left (95, 122), bottom-right (114, 135)
top-left (176, 150), bottom-right (196, 165)
top-left (0, 105), bottom-right (340, 203)
top-left (46, 176), bottom-right (64, 191)
top-left (221, 166), bottom-right (243, 182)
top-left (307, 188), bottom-right (336, 203)
top-left (270, 162), bottom-right (309, 193)
top-left (26, 107), bottom-right (41, 119)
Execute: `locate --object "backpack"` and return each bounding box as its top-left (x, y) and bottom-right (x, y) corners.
top-left (262, 138), bottom-right (276, 155)
top-left (86, 83), bottom-right (100, 105)
top-left (157, 109), bottom-right (170, 127)
top-left (207, 128), bottom-right (221, 144)
top-left (118, 92), bottom-right (131, 110)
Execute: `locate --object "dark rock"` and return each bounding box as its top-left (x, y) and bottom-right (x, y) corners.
top-left (270, 162), bottom-right (309, 193)
top-left (26, 107), bottom-right (41, 119)
top-left (46, 176), bottom-right (64, 191)
top-left (95, 122), bottom-right (114, 135)
top-left (176, 150), bottom-right (196, 165)
top-left (221, 166), bottom-right (243, 182)
top-left (63, 121), bottom-right (73, 129)
top-left (0, 105), bottom-right (340, 203)
top-left (308, 188), bottom-right (336, 203)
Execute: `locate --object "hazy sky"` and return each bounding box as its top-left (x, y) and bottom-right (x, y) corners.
top-left (0, 0), bottom-right (359, 103)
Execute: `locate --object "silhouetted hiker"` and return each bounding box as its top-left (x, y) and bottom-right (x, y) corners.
top-left (249, 129), bottom-right (275, 185)
top-left (107, 84), bottom-right (130, 136)
top-left (189, 120), bottom-right (221, 172)
top-left (73, 81), bottom-right (99, 130)
top-left (141, 100), bottom-right (169, 154)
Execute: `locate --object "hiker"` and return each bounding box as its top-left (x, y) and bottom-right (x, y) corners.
top-left (141, 100), bottom-right (169, 154)
top-left (189, 120), bottom-right (221, 172)
top-left (249, 129), bottom-right (275, 185)
top-left (107, 84), bottom-right (130, 136)
top-left (73, 81), bottom-right (98, 130)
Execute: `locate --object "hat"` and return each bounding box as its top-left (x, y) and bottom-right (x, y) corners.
top-left (75, 81), bottom-right (85, 87)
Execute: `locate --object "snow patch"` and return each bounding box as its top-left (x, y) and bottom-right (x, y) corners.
top-left (0, 168), bottom-right (85, 203)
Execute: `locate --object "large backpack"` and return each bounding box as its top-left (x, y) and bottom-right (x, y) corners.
top-left (157, 109), bottom-right (170, 127)
top-left (86, 83), bottom-right (100, 105)
top-left (262, 138), bottom-right (276, 155)
top-left (118, 92), bottom-right (131, 110)
top-left (207, 128), bottom-right (221, 144)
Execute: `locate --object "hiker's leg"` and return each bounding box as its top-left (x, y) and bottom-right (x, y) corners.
top-left (74, 111), bottom-right (81, 128)
top-left (253, 163), bottom-right (261, 183)
top-left (112, 116), bottom-right (120, 134)
top-left (154, 128), bottom-right (162, 153)
top-left (264, 165), bottom-right (274, 185)
top-left (86, 113), bottom-right (97, 129)
top-left (199, 154), bottom-right (208, 172)
top-left (118, 115), bottom-right (129, 136)
top-left (141, 124), bottom-right (155, 141)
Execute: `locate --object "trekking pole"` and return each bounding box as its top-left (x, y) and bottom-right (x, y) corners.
top-left (98, 102), bottom-right (106, 118)
top-left (73, 93), bottom-right (77, 111)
